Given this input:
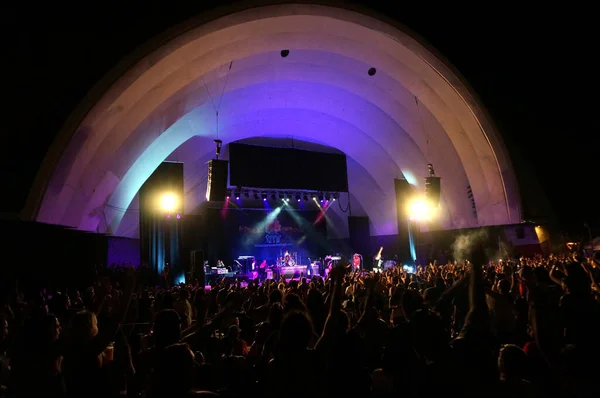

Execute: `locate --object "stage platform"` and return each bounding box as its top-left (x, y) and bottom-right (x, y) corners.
top-left (203, 265), bottom-right (322, 286)
top-left (257, 265), bottom-right (320, 279)
top-left (279, 265), bottom-right (320, 277)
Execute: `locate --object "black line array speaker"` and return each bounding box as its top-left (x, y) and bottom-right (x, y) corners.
top-left (206, 159), bottom-right (229, 202)
top-left (425, 176), bottom-right (441, 206)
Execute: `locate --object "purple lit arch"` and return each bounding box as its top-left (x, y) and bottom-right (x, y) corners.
top-left (25, 4), bottom-right (521, 240)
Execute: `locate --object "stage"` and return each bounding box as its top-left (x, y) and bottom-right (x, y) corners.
top-left (189, 203), bottom-right (332, 270)
top-left (204, 264), bottom-right (324, 285)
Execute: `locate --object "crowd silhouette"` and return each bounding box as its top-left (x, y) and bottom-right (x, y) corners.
top-left (0, 251), bottom-right (599, 397)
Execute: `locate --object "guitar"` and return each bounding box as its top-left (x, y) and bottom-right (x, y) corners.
top-left (374, 247), bottom-right (383, 267)
top-left (375, 246), bottom-right (383, 261)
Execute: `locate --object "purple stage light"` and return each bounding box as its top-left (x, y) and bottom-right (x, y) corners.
top-left (167, 214), bottom-right (171, 219)
top-left (236, 196), bottom-right (240, 200)
top-left (263, 198), bottom-right (266, 201)
top-left (176, 213), bottom-right (181, 219)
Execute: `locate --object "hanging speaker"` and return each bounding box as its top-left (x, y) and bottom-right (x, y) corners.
top-left (425, 176), bottom-right (441, 206)
top-left (206, 159), bottom-right (229, 201)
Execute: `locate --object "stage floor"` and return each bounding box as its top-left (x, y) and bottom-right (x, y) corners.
top-left (203, 268), bottom-right (325, 288)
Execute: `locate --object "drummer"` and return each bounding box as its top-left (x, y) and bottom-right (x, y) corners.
top-left (283, 251), bottom-right (295, 266)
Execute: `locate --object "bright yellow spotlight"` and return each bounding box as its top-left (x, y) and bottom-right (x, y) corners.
top-left (407, 197), bottom-right (433, 221)
top-left (160, 193), bottom-right (178, 212)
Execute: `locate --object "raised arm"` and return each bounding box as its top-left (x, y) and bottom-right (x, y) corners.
top-left (434, 272), bottom-right (469, 310)
top-left (316, 265), bottom-right (346, 349)
top-left (458, 247), bottom-right (489, 339)
top-left (549, 261), bottom-right (567, 291)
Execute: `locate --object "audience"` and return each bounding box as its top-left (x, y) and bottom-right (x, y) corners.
top-left (0, 252), bottom-right (599, 397)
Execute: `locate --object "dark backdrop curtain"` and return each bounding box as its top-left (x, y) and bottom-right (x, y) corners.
top-left (140, 213), bottom-right (182, 283)
top-left (140, 213), bottom-right (165, 274)
top-left (167, 218), bottom-right (182, 281)
top-left (138, 161), bottom-right (184, 283)
top-left (201, 208), bottom-right (328, 266)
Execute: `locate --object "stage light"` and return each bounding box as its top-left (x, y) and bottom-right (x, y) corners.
top-left (407, 197), bottom-right (433, 221)
top-left (176, 213), bottom-right (181, 219)
top-left (226, 196), bottom-right (230, 200)
top-left (160, 193), bottom-right (178, 212)
top-left (236, 196), bottom-right (240, 200)
top-left (295, 194), bottom-right (301, 201)
top-left (263, 197), bottom-right (267, 201)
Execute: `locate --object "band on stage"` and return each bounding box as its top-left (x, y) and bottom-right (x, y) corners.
top-left (204, 247), bottom-right (397, 282)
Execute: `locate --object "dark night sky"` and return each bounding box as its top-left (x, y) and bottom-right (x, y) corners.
top-left (1, 1), bottom-right (598, 237)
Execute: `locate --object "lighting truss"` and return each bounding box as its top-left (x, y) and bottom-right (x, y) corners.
top-left (226, 188), bottom-right (342, 202)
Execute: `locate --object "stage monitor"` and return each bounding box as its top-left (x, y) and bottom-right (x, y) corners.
top-left (229, 143), bottom-right (348, 192)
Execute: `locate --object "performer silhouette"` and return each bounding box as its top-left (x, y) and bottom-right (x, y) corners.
top-left (352, 253), bottom-right (362, 270)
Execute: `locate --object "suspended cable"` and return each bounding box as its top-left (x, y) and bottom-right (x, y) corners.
top-left (337, 192), bottom-right (350, 213)
top-left (105, 204), bottom-right (139, 212)
top-left (201, 61), bottom-right (234, 140)
top-left (185, 175), bottom-right (208, 196)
